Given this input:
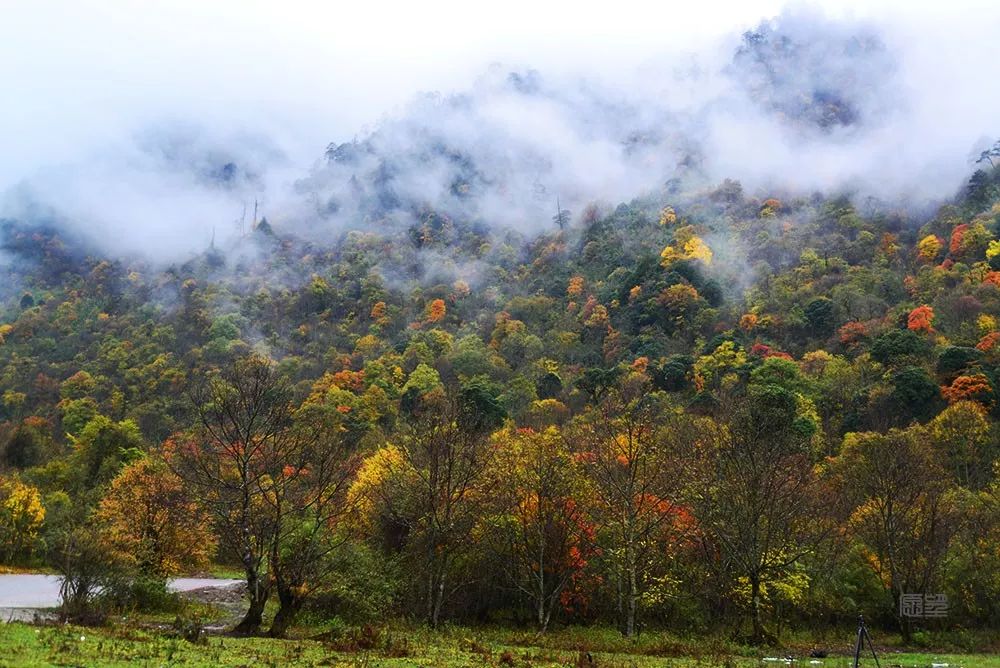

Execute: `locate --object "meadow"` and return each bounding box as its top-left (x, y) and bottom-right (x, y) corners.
top-left (1, 621), bottom-right (997, 668)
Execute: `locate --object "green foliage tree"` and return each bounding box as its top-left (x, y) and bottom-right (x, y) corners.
top-left (688, 385), bottom-right (832, 644)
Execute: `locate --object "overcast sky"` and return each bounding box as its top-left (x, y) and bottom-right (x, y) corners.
top-left (1, 0), bottom-right (992, 187)
top-left (1, 0), bottom-right (999, 260)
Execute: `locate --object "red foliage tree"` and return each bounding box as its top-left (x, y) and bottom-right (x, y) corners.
top-left (838, 321), bottom-right (868, 347)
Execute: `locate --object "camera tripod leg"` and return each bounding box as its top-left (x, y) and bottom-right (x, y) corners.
top-left (863, 626), bottom-right (881, 668)
top-left (852, 616), bottom-right (881, 668)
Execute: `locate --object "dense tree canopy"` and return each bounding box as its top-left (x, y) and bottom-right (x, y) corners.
top-left (3, 160), bottom-right (1000, 640)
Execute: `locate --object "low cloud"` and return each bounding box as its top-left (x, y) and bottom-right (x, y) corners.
top-left (2, 4), bottom-right (998, 263)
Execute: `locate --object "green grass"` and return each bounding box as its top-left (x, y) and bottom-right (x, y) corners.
top-left (0, 622), bottom-right (997, 667)
top-left (202, 565), bottom-right (246, 580)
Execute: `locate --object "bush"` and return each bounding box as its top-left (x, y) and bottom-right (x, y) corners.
top-left (303, 541), bottom-right (399, 623)
top-left (101, 575), bottom-right (181, 613)
top-left (172, 613), bottom-right (208, 645)
top-left (52, 525), bottom-right (119, 624)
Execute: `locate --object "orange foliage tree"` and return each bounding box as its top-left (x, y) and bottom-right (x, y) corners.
top-left (838, 321), bottom-right (868, 347)
top-left (950, 223), bottom-right (969, 255)
top-left (976, 331), bottom-right (1000, 353)
top-left (425, 298), bottom-right (446, 323)
top-left (567, 276), bottom-right (585, 298)
top-left (907, 305), bottom-right (935, 333)
top-left (95, 457), bottom-right (216, 577)
top-left (941, 374), bottom-right (995, 408)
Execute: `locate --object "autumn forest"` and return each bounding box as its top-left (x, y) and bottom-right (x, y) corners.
top-left (1, 10), bottom-right (1000, 664)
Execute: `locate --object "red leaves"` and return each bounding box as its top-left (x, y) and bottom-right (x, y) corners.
top-left (750, 343), bottom-right (793, 359)
top-left (838, 321), bottom-right (868, 347)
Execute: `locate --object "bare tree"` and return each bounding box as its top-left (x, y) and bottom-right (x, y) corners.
top-left (171, 355), bottom-right (357, 636)
top-left (265, 400), bottom-right (357, 637)
top-left (976, 140), bottom-right (1000, 168)
top-left (553, 197), bottom-right (571, 231)
top-left (169, 355), bottom-right (297, 635)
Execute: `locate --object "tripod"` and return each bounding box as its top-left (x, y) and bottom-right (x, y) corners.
top-left (852, 615), bottom-right (881, 668)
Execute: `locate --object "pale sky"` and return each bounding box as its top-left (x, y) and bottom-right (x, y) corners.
top-left (2, 0), bottom-right (999, 261)
top-left (2, 0), bottom-right (991, 186)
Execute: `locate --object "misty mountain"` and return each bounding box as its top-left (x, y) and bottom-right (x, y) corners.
top-left (1, 9), bottom-right (983, 265)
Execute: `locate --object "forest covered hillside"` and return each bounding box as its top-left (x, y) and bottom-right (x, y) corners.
top-left (0, 11), bottom-right (999, 648)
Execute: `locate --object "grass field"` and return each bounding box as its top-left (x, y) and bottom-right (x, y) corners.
top-left (0, 622), bottom-right (997, 668)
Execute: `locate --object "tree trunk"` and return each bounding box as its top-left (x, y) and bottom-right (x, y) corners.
top-left (268, 583), bottom-right (303, 638)
top-left (233, 572), bottom-right (268, 636)
top-left (615, 571), bottom-right (624, 634)
top-left (431, 571), bottom-right (446, 629)
top-left (625, 593), bottom-right (637, 638)
top-left (896, 591), bottom-right (913, 643)
top-left (900, 615), bottom-right (912, 643)
top-left (750, 575), bottom-right (764, 645)
top-left (542, 604), bottom-right (553, 634)
top-left (234, 594), bottom-right (267, 635)
top-left (889, 584), bottom-right (912, 643)
top-left (624, 551), bottom-right (638, 638)
top-left (426, 568), bottom-right (435, 626)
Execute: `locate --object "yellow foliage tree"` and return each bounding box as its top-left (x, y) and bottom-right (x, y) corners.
top-left (658, 207), bottom-right (677, 226)
top-left (683, 237), bottom-right (713, 263)
top-left (917, 234), bottom-right (943, 263)
top-left (346, 444), bottom-right (412, 533)
top-left (354, 333), bottom-right (382, 356)
top-left (693, 341), bottom-right (747, 392)
top-left (661, 230), bottom-right (712, 267)
top-left (927, 401), bottom-right (991, 487)
top-left (659, 245), bottom-right (682, 265)
top-left (0, 477), bottom-right (45, 564)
